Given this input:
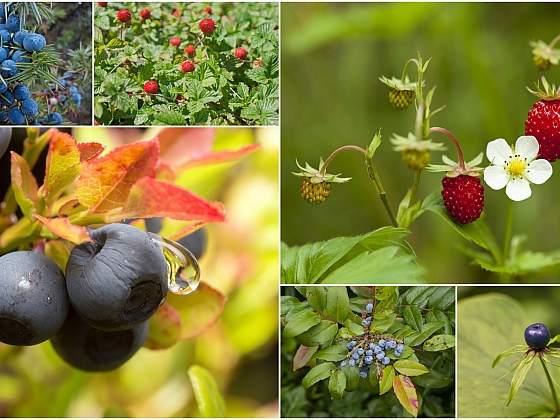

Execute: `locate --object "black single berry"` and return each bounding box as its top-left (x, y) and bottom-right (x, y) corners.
top-left (65, 224), bottom-right (168, 331)
top-left (50, 306), bottom-right (148, 372)
top-left (524, 323), bottom-right (551, 349)
top-left (0, 251), bottom-right (69, 345)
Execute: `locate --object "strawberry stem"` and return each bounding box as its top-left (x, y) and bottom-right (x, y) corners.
top-left (549, 33), bottom-right (560, 49)
top-left (429, 127), bottom-right (466, 171)
top-left (319, 145), bottom-right (366, 175)
top-left (401, 58), bottom-right (419, 84)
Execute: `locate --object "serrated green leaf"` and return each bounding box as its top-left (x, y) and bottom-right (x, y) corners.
top-left (393, 360), bottom-right (429, 376)
top-left (407, 322), bottom-right (446, 347)
top-left (328, 370), bottom-right (346, 400)
top-left (281, 386), bottom-right (308, 418)
top-left (297, 320), bottom-right (338, 347)
top-left (423, 334), bottom-right (456, 352)
top-left (343, 318), bottom-right (365, 336)
top-left (153, 111), bottom-right (186, 126)
top-left (106, 37), bottom-right (126, 48)
top-left (379, 365), bottom-right (395, 395)
top-left (283, 311), bottom-right (321, 338)
top-left (285, 302), bottom-right (310, 322)
top-left (302, 362), bottom-right (335, 388)
top-left (393, 375), bottom-right (419, 417)
top-left (425, 310), bottom-right (453, 335)
top-left (326, 287), bottom-right (349, 323)
top-left (314, 343), bottom-right (349, 362)
top-left (403, 306), bottom-right (423, 332)
top-left (366, 129), bottom-right (382, 159)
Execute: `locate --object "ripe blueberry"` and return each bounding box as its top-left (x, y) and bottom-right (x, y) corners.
top-left (376, 351), bottom-right (385, 360)
top-left (348, 359), bottom-right (355, 367)
top-left (8, 108), bottom-right (24, 124)
top-left (396, 343), bottom-right (404, 353)
top-left (366, 303), bottom-right (373, 312)
top-left (22, 33), bottom-right (46, 52)
top-left (21, 98), bottom-right (38, 116)
top-left (46, 112), bottom-right (63, 125)
top-left (0, 251), bottom-right (69, 346)
top-left (382, 357), bottom-right (390, 365)
top-left (65, 224), bottom-right (168, 331)
top-left (364, 355), bottom-right (373, 364)
top-left (14, 84), bottom-right (29, 101)
top-left (524, 323), bottom-right (551, 349)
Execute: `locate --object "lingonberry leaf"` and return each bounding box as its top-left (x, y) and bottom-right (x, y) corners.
top-left (34, 215), bottom-right (92, 244)
top-left (165, 281), bottom-right (226, 340)
top-left (187, 365), bottom-right (226, 418)
top-left (144, 302), bottom-right (181, 350)
top-left (121, 177), bottom-right (226, 222)
top-left (293, 345), bottom-right (318, 371)
top-left (10, 152), bottom-right (39, 219)
top-left (74, 138), bottom-right (158, 212)
top-left (392, 374), bottom-right (419, 417)
top-left (42, 130), bottom-right (83, 207)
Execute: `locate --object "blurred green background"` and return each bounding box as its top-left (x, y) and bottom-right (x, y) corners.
top-left (281, 3), bottom-right (560, 283)
top-left (0, 127), bottom-right (278, 417)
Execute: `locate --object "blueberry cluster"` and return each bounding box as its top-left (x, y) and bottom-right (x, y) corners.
top-left (0, 4), bottom-right (48, 125)
top-left (0, 224), bottom-right (170, 371)
top-left (45, 71), bottom-right (84, 111)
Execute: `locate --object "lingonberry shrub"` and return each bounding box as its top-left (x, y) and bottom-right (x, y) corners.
top-left (94, 2), bottom-right (279, 126)
top-left (281, 286), bottom-right (455, 418)
top-left (284, 44), bottom-right (560, 284)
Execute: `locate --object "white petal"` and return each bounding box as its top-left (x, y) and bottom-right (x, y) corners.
top-left (515, 136), bottom-right (539, 161)
top-left (484, 166), bottom-right (509, 190)
top-left (526, 159), bottom-right (553, 184)
top-left (486, 138), bottom-right (511, 164)
top-left (506, 177), bottom-right (531, 201)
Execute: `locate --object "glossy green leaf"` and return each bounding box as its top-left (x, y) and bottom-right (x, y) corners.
top-left (492, 344), bottom-right (527, 368)
top-left (403, 305), bottom-right (423, 331)
top-left (379, 365), bottom-right (395, 395)
top-left (302, 362), bottom-right (335, 388)
top-left (283, 311), bottom-right (321, 338)
top-left (344, 318), bottom-right (365, 336)
top-left (313, 343), bottom-right (349, 362)
top-left (393, 375), bottom-right (419, 417)
top-left (326, 287), bottom-right (349, 323)
top-left (423, 334), bottom-right (456, 352)
top-left (407, 322), bottom-right (446, 347)
top-left (280, 296), bottom-right (301, 317)
top-left (393, 360), bottom-right (429, 377)
top-left (425, 310), bottom-right (453, 335)
top-left (328, 370), bottom-right (346, 400)
top-left (342, 363), bottom-right (360, 392)
top-left (507, 354), bottom-right (536, 407)
top-left (370, 313), bottom-right (397, 334)
top-left (376, 286), bottom-right (397, 301)
top-left (297, 320), bottom-right (338, 347)
top-left (187, 365), bottom-right (226, 418)
top-left (303, 286), bottom-right (327, 312)
top-left (413, 368), bottom-right (453, 389)
top-left (293, 345), bottom-right (318, 371)
top-left (285, 302), bottom-right (311, 322)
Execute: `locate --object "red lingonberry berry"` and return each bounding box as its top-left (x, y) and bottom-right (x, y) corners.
top-left (140, 8), bottom-right (151, 19)
top-left (525, 99), bottom-right (560, 162)
top-left (181, 61), bottom-right (195, 73)
top-left (204, 6), bottom-right (212, 14)
top-left (441, 175), bottom-right (484, 224)
top-left (98, 2), bottom-right (107, 6)
top-left (143, 80), bottom-right (159, 94)
top-left (170, 37), bottom-right (181, 47)
top-left (234, 47), bottom-right (247, 60)
top-left (185, 45), bottom-right (195, 55)
top-left (199, 18), bottom-right (215, 34)
top-left (117, 9), bottom-right (131, 22)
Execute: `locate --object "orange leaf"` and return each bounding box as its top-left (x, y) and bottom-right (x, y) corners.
top-left (74, 139), bottom-right (159, 212)
top-left (10, 152), bottom-right (39, 219)
top-left (76, 142), bottom-right (105, 162)
top-left (121, 177), bottom-right (226, 223)
top-left (43, 130), bottom-right (82, 206)
top-left (166, 281), bottom-right (227, 340)
top-left (34, 215), bottom-right (93, 245)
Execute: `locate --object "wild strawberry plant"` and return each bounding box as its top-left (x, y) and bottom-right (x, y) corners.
top-left (283, 39), bottom-right (560, 284)
top-left (94, 2), bottom-right (279, 126)
top-left (281, 285), bottom-right (455, 418)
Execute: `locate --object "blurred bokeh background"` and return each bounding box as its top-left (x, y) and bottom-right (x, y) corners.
top-left (0, 127), bottom-right (278, 417)
top-left (281, 3), bottom-right (560, 283)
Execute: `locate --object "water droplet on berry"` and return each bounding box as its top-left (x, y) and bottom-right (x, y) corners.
top-left (148, 234), bottom-right (201, 295)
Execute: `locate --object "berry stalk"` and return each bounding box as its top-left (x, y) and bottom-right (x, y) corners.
top-left (539, 355), bottom-right (560, 415)
top-left (366, 157), bottom-right (398, 228)
top-left (429, 127), bottom-right (466, 171)
top-left (408, 101), bottom-right (427, 208)
top-left (318, 145), bottom-right (367, 175)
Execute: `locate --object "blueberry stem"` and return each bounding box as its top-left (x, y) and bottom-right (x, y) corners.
top-left (539, 355), bottom-right (560, 415)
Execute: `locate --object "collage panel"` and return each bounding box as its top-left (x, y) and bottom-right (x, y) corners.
top-left (94, 2), bottom-right (279, 126)
top-left (457, 286), bottom-right (560, 418)
top-left (0, 2), bottom-right (92, 126)
top-left (281, 285), bottom-right (455, 418)
top-left (0, 126), bottom-right (278, 416)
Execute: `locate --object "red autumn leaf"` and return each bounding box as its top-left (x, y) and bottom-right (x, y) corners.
top-left (34, 215), bottom-right (93, 245)
top-left (157, 128), bottom-right (261, 170)
top-left (121, 177), bottom-right (226, 223)
top-left (76, 142), bottom-right (106, 163)
top-left (10, 152), bottom-right (39, 219)
top-left (74, 139), bottom-right (159, 213)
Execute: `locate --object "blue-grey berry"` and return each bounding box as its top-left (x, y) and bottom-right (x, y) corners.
top-left (352, 352), bottom-right (360, 360)
top-left (357, 348), bottom-right (364, 356)
top-left (359, 371), bottom-right (367, 378)
top-left (348, 359), bottom-right (355, 367)
top-left (378, 339), bottom-right (386, 348)
top-left (396, 344), bottom-right (404, 353)
top-left (341, 360), bottom-right (346, 367)
top-left (394, 349), bottom-right (403, 357)
top-left (365, 349), bottom-right (373, 356)
top-left (374, 345), bottom-right (382, 353)
top-left (376, 351), bottom-right (385, 360)
top-left (362, 319), bottom-right (370, 327)
top-left (348, 340), bottom-right (356, 350)
top-left (366, 303), bottom-right (373, 311)
top-left (369, 343), bottom-right (375, 350)
top-left (364, 356), bottom-right (373, 364)
top-left (382, 357), bottom-right (390, 365)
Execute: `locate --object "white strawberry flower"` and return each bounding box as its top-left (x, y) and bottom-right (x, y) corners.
top-left (484, 136), bottom-right (552, 201)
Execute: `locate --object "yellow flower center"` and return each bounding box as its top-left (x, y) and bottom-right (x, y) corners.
top-left (507, 156), bottom-right (527, 177)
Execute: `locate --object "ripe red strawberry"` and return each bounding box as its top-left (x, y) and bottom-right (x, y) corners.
top-left (185, 45), bottom-right (195, 55)
top-left (117, 9), bottom-right (131, 22)
top-left (200, 18), bottom-right (215, 34)
top-left (441, 175), bottom-right (484, 224)
top-left (170, 37), bottom-right (181, 47)
top-left (143, 80), bottom-right (159, 94)
top-left (204, 6), bottom-right (212, 14)
top-left (181, 61), bottom-right (195, 73)
top-left (140, 8), bottom-right (151, 19)
top-left (98, 2), bottom-right (107, 6)
top-left (525, 99), bottom-right (560, 162)
top-left (234, 47), bottom-right (247, 60)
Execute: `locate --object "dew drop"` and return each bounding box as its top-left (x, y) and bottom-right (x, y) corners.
top-left (46, 296), bottom-right (52, 303)
top-left (148, 233), bottom-right (201, 295)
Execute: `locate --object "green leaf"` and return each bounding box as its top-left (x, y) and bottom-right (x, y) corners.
top-left (326, 287), bottom-right (349, 323)
top-left (396, 189), bottom-right (423, 229)
top-left (293, 345), bottom-right (318, 371)
top-left (379, 365), bottom-right (396, 395)
top-left (458, 293), bottom-right (558, 417)
top-left (280, 296), bottom-right (301, 317)
top-left (403, 306), bottom-right (423, 332)
top-left (302, 362), bottom-right (335, 388)
top-left (283, 311), bottom-right (321, 338)
top-left (423, 334), bottom-right (456, 352)
top-left (343, 318), bottom-right (365, 336)
top-left (298, 286), bottom-right (327, 312)
top-left (407, 322), bottom-right (446, 347)
top-left (153, 111), bottom-right (185, 126)
top-left (370, 313), bottom-right (397, 334)
top-left (425, 310), bottom-right (453, 335)
top-left (366, 129), bottom-right (382, 159)
top-left (414, 367), bottom-right (453, 389)
top-left (285, 302), bottom-right (310, 322)
top-left (393, 360), bottom-right (429, 377)
top-left (281, 386), bottom-right (308, 418)
top-left (328, 370), bottom-right (346, 400)
top-left (507, 354), bottom-right (536, 407)
top-left (392, 375), bottom-right (419, 417)
top-left (10, 152), bottom-right (39, 219)
top-left (297, 320), bottom-right (338, 347)
top-left (341, 363), bottom-right (360, 392)
top-left (187, 365), bottom-right (226, 417)
top-left (376, 286), bottom-right (397, 301)
top-left (492, 344), bottom-right (529, 368)
top-left (313, 343), bottom-right (349, 362)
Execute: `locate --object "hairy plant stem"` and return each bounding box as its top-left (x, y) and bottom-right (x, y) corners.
top-left (408, 170), bottom-right (422, 209)
top-left (319, 145), bottom-right (367, 175)
top-left (502, 200), bottom-right (515, 266)
top-left (549, 33), bottom-right (560, 48)
top-left (429, 127), bottom-right (466, 170)
top-left (539, 356), bottom-right (560, 416)
top-left (401, 58), bottom-right (419, 84)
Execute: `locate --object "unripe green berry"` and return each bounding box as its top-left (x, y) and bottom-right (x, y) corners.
top-left (389, 88), bottom-right (414, 110)
top-left (533, 55), bottom-right (552, 71)
top-left (401, 149), bottom-right (431, 171)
